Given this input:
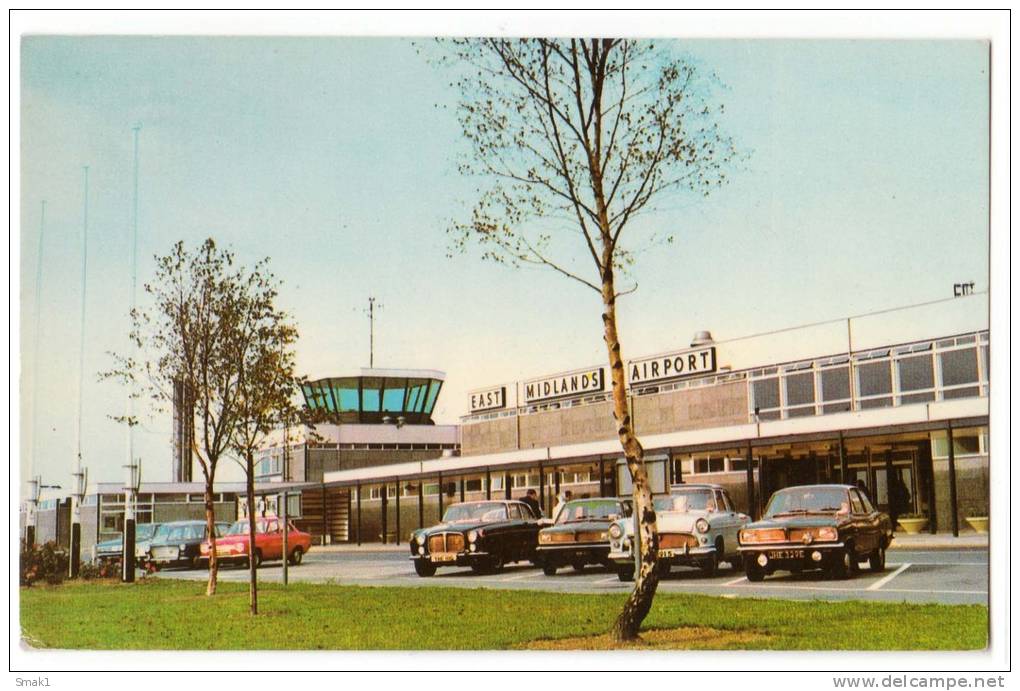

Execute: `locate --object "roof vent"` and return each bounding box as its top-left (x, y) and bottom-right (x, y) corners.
top-left (690, 330), bottom-right (714, 348)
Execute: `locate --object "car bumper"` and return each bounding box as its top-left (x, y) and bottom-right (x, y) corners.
top-left (536, 544), bottom-right (610, 564)
top-left (409, 551), bottom-right (492, 568)
top-left (609, 544), bottom-right (716, 566)
top-left (738, 542), bottom-right (845, 570)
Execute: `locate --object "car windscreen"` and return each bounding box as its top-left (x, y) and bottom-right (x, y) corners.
top-left (765, 488), bottom-right (849, 517)
top-left (136, 524), bottom-right (158, 541)
top-left (655, 491), bottom-right (716, 513)
top-left (442, 502), bottom-right (507, 523)
top-left (227, 520), bottom-right (274, 535)
top-left (162, 524), bottom-right (205, 541)
top-left (555, 500), bottom-right (622, 524)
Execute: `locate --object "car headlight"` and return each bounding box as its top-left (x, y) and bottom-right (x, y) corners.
top-left (416, 533), bottom-right (425, 545)
top-left (695, 518), bottom-right (710, 534)
top-left (179, 543), bottom-right (187, 550)
top-left (467, 530), bottom-right (478, 543)
top-left (539, 532), bottom-right (551, 544)
top-left (814, 527), bottom-right (838, 541)
top-left (608, 524), bottom-right (623, 539)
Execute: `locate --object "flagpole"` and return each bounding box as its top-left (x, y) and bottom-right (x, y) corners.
top-left (123, 127), bottom-right (141, 582)
top-left (70, 166), bottom-right (89, 578)
top-left (27, 201), bottom-right (46, 547)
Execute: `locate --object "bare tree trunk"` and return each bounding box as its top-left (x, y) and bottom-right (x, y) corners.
top-left (204, 485), bottom-right (219, 596)
top-left (601, 262), bottom-right (660, 642)
top-left (246, 454), bottom-right (258, 615)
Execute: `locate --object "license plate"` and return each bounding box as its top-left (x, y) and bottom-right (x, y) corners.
top-left (767, 549), bottom-right (805, 560)
top-left (659, 549), bottom-right (677, 558)
top-left (431, 552), bottom-right (457, 563)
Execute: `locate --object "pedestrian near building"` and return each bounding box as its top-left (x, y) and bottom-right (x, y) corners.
top-left (552, 490), bottom-right (573, 522)
top-left (521, 488), bottom-right (542, 518)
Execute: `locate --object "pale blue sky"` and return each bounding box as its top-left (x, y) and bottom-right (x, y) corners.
top-left (19, 37), bottom-right (989, 486)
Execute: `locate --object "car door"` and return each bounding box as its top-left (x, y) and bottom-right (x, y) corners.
top-left (850, 489), bottom-right (880, 554)
top-left (263, 519), bottom-right (283, 559)
top-left (716, 490), bottom-right (737, 556)
top-left (847, 489), bottom-right (874, 556)
top-left (714, 490), bottom-right (739, 556)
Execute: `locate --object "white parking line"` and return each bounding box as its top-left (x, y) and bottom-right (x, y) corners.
top-left (723, 575), bottom-right (747, 586)
top-left (887, 562), bottom-right (986, 567)
top-left (499, 572), bottom-right (544, 582)
top-left (867, 563), bottom-right (911, 591)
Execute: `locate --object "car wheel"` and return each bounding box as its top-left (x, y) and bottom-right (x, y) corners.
top-left (414, 559), bottom-right (437, 577)
top-left (617, 566), bottom-right (634, 582)
top-left (701, 543), bottom-right (721, 577)
top-left (869, 546), bottom-right (886, 572)
top-left (288, 547), bottom-right (303, 566)
top-left (744, 556), bottom-right (765, 582)
top-left (250, 549), bottom-right (263, 569)
top-left (490, 554), bottom-right (505, 573)
top-left (542, 563), bottom-right (559, 576)
top-left (829, 546), bottom-right (853, 580)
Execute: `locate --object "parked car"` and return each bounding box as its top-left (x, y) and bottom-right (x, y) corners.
top-left (537, 497), bottom-right (632, 575)
top-left (409, 500), bottom-right (542, 577)
top-left (608, 484), bottom-right (749, 581)
top-left (148, 520), bottom-right (230, 570)
top-left (738, 484), bottom-right (893, 582)
top-left (91, 523), bottom-right (160, 565)
top-left (133, 523), bottom-right (162, 566)
top-left (200, 516), bottom-right (311, 568)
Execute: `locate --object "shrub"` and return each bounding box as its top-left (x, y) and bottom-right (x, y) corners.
top-left (20, 540), bottom-right (68, 587)
top-left (78, 559), bottom-right (121, 580)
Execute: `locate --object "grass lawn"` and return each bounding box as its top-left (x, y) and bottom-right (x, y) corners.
top-left (20, 578), bottom-right (987, 650)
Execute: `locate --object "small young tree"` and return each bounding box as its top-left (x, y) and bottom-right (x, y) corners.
top-left (434, 38), bottom-right (737, 640)
top-left (106, 239), bottom-right (263, 596)
top-left (226, 262), bottom-right (299, 615)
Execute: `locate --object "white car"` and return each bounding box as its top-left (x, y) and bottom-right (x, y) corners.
top-left (608, 484), bottom-right (749, 581)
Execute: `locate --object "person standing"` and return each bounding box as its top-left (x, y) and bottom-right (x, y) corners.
top-left (552, 490), bottom-right (573, 522)
top-left (521, 488), bottom-right (542, 518)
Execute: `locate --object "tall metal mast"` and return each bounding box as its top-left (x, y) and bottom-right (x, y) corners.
top-left (123, 126), bottom-right (141, 582)
top-left (365, 296), bottom-right (383, 368)
top-left (70, 166), bottom-right (89, 578)
top-left (27, 201), bottom-right (46, 546)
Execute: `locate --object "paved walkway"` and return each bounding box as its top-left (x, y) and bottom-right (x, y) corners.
top-left (887, 531), bottom-right (988, 550)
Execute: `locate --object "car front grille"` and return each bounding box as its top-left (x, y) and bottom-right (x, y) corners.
top-left (428, 533), bottom-right (465, 553)
top-left (576, 531), bottom-right (606, 543)
top-left (151, 546), bottom-right (178, 560)
top-left (658, 533), bottom-right (698, 550)
top-left (546, 532), bottom-right (575, 543)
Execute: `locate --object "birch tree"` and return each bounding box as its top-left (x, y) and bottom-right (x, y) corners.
top-left (106, 239), bottom-right (293, 597)
top-left (226, 262), bottom-right (299, 615)
top-left (434, 38), bottom-right (737, 640)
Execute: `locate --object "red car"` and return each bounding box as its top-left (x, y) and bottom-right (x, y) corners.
top-left (200, 517), bottom-right (311, 567)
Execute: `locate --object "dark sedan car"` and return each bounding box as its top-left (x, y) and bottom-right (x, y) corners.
top-left (537, 497), bottom-right (632, 575)
top-left (409, 500), bottom-right (542, 577)
top-left (738, 484), bottom-right (893, 581)
top-left (147, 520), bottom-right (230, 570)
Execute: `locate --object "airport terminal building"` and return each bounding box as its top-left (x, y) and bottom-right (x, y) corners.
top-left (299, 295), bottom-right (988, 542)
top-left (23, 295), bottom-right (990, 556)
